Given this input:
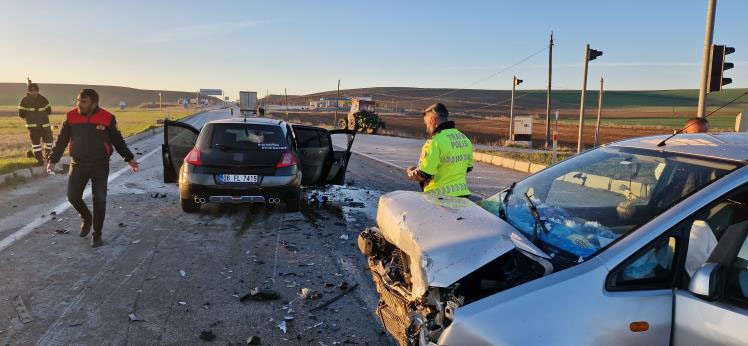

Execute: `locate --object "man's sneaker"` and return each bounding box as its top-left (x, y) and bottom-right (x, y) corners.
top-left (80, 219), bottom-right (92, 237)
top-left (91, 233), bottom-right (103, 248)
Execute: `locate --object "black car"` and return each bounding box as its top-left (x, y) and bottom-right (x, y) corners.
top-left (161, 118), bottom-right (356, 213)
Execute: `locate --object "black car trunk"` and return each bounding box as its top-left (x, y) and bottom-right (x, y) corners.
top-left (197, 123), bottom-right (290, 176)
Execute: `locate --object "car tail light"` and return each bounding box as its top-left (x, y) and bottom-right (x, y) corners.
top-left (185, 148), bottom-right (202, 166)
top-left (276, 151), bottom-right (298, 168)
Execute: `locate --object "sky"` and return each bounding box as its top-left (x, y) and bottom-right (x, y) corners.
top-left (2, 0), bottom-right (748, 98)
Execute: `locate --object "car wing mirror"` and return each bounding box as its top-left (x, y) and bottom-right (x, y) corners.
top-left (688, 262), bottom-right (721, 301)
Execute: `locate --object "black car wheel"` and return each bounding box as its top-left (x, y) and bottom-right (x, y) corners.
top-left (181, 198), bottom-right (201, 213)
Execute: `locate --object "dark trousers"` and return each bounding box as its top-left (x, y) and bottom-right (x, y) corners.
top-left (67, 162), bottom-right (109, 234)
top-left (28, 126), bottom-right (53, 163)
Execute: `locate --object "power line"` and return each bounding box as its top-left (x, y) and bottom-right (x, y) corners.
top-left (407, 45), bottom-right (550, 103)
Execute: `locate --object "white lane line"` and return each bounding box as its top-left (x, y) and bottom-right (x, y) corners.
top-left (0, 147), bottom-right (161, 254)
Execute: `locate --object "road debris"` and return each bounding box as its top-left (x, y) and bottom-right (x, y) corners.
top-left (178, 301), bottom-right (187, 305)
top-left (12, 295), bottom-right (33, 323)
top-left (131, 239), bottom-right (141, 244)
top-left (277, 320), bottom-right (287, 334)
top-left (305, 322), bottom-right (324, 331)
top-left (339, 234), bottom-right (349, 240)
top-left (298, 288), bottom-right (320, 300)
top-left (179, 269), bottom-right (186, 277)
top-left (199, 330), bottom-right (216, 341)
top-left (338, 282), bottom-right (349, 290)
top-left (246, 336), bottom-right (261, 345)
top-left (240, 287), bottom-right (280, 302)
top-left (118, 222), bottom-right (127, 228)
top-left (128, 313), bottom-right (145, 322)
top-left (54, 229), bottom-right (70, 234)
top-left (149, 192), bottom-right (167, 198)
top-left (310, 284), bottom-right (359, 312)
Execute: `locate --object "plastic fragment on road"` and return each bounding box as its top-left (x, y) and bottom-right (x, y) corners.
top-left (178, 301), bottom-right (187, 305)
top-left (54, 229), bottom-right (70, 234)
top-left (179, 269), bottom-right (186, 277)
top-left (240, 287), bottom-right (280, 302)
top-left (246, 336), bottom-right (261, 345)
top-left (298, 288), bottom-right (320, 300)
top-left (305, 322), bottom-right (324, 331)
top-left (12, 295), bottom-right (33, 323)
top-left (277, 320), bottom-right (287, 334)
top-left (128, 313), bottom-right (145, 322)
top-left (131, 239), bottom-right (141, 244)
top-left (340, 234), bottom-right (349, 240)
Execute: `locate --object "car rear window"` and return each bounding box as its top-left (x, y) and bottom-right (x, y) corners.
top-left (210, 124), bottom-right (287, 151)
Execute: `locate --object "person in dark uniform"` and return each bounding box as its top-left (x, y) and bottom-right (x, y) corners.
top-left (47, 89), bottom-right (140, 248)
top-left (18, 83), bottom-right (53, 165)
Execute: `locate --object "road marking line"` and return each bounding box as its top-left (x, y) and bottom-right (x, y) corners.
top-left (0, 147), bottom-right (161, 254)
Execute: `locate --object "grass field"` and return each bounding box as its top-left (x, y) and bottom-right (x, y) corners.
top-left (0, 107), bottom-right (197, 174)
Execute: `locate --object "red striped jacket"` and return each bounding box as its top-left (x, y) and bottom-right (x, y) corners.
top-left (48, 107), bottom-right (134, 164)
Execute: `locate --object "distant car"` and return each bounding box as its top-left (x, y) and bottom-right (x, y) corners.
top-left (161, 118), bottom-right (356, 213)
top-left (359, 133), bottom-right (748, 345)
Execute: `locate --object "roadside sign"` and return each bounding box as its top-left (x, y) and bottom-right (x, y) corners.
top-left (199, 89), bottom-right (223, 96)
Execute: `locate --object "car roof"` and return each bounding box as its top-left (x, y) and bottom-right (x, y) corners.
top-left (608, 132), bottom-right (748, 162)
top-left (206, 117), bottom-right (286, 126)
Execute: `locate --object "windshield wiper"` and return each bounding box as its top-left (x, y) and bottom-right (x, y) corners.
top-left (524, 192), bottom-right (549, 245)
top-left (499, 182), bottom-right (516, 219)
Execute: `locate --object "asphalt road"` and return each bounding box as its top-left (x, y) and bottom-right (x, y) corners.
top-left (0, 108), bottom-right (526, 345)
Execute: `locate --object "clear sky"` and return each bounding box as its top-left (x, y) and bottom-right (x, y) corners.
top-left (2, 0), bottom-right (747, 98)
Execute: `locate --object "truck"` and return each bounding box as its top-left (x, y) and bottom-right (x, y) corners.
top-left (239, 91), bottom-right (258, 116)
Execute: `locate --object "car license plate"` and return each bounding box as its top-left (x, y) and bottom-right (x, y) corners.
top-left (219, 174), bottom-right (259, 184)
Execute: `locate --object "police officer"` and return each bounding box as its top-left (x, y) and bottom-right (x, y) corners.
top-left (406, 103), bottom-right (474, 197)
top-left (47, 89), bottom-right (140, 248)
top-left (18, 83), bottom-right (53, 165)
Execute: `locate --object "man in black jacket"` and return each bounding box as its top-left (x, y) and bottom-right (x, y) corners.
top-left (47, 89), bottom-right (140, 247)
top-left (18, 83), bottom-right (53, 164)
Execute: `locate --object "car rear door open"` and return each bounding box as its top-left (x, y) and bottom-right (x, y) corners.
top-left (326, 129), bottom-right (356, 185)
top-left (162, 120), bottom-right (200, 183)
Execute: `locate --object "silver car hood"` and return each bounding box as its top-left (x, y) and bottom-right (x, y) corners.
top-left (376, 191), bottom-right (549, 297)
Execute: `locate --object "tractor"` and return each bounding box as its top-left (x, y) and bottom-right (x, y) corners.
top-left (337, 98), bottom-right (385, 134)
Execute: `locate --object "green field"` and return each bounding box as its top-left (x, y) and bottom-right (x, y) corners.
top-left (0, 107), bottom-right (197, 175)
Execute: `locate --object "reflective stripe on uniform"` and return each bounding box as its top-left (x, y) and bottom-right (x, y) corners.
top-left (25, 123), bottom-right (51, 128)
top-left (18, 105), bottom-right (50, 112)
top-left (43, 142), bottom-right (54, 149)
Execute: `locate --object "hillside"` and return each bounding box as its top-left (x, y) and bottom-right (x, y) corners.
top-left (0, 83), bottom-right (218, 108)
top-left (265, 87), bottom-right (748, 117)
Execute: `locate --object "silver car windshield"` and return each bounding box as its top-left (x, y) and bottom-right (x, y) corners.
top-left (480, 147), bottom-right (740, 261)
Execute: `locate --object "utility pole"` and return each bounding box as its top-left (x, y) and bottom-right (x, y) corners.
top-left (697, 0), bottom-right (717, 118)
top-left (284, 88), bottom-right (289, 117)
top-left (509, 76), bottom-right (522, 141)
top-left (545, 31), bottom-right (554, 148)
top-left (577, 44), bottom-right (603, 153)
top-left (594, 77), bottom-right (605, 147)
top-left (335, 80), bottom-right (340, 126)
top-left (159, 91), bottom-right (162, 113)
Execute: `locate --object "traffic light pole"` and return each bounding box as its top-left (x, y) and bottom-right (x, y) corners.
top-left (594, 77), bottom-right (604, 147)
top-left (577, 44), bottom-right (591, 153)
top-left (697, 0), bottom-right (717, 118)
top-left (509, 76), bottom-right (517, 141)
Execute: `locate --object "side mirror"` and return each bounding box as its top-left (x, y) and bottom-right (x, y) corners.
top-left (689, 262), bottom-right (721, 300)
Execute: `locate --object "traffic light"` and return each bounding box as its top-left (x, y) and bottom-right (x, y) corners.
top-left (588, 48), bottom-right (603, 61)
top-left (708, 44), bottom-right (735, 93)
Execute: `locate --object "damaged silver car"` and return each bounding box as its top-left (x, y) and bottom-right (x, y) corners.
top-left (359, 133), bottom-right (748, 345)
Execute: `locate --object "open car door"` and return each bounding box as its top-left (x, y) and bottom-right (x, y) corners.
top-left (162, 119), bottom-right (200, 183)
top-left (326, 129), bottom-right (356, 185)
top-left (291, 125), bottom-right (356, 186)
